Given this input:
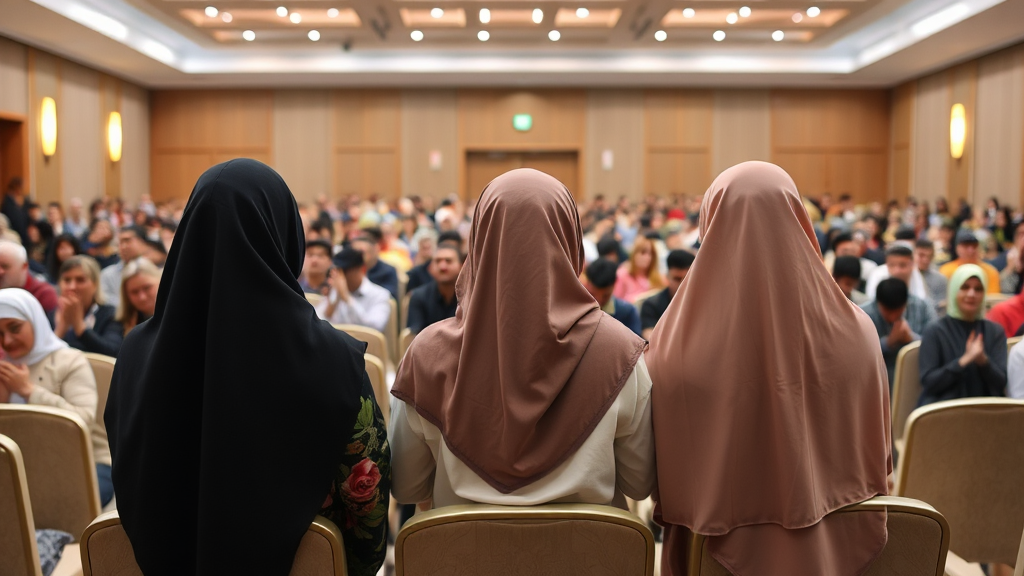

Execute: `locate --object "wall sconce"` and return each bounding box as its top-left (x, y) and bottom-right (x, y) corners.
top-left (107, 111), bottom-right (123, 162)
top-left (40, 97), bottom-right (57, 158)
top-left (950, 103), bottom-right (966, 160)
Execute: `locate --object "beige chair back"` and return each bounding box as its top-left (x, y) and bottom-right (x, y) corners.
top-left (395, 504), bottom-right (654, 576)
top-left (386, 299), bottom-right (399, 366)
top-left (1009, 335), bottom-right (1023, 354)
top-left (397, 270), bottom-right (408, 308)
top-left (83, 353), bottom-right (115, 462)
top-left (895, 398), bottom-right (1024, 566)
top-left (306, 293), bottom-right (324, 307)
top-left (632, 288), bottom-right (663, 316)
top-left (891, 341), bottom-right (922, 446)
top-left (0, 405), bottom-right (100, 539)
top-left (81, 511), bottom-right (348, 576)
top-left (364, 353), bottom-right (389, 424)
top-left (986, 293), bottom-right (1012, 312)
top-left (0, 434), bottom-right (43, 576)
top-left (687, 496), bottom-right (949, 576)
top-left (399, 328), bottom-right (414, 362)
top-left (400, 294), bottom-right (411, 335)
top-left (1015, 526), bottom-right (1024, 576)
top-left (333, 324), bottom-right (388, 365)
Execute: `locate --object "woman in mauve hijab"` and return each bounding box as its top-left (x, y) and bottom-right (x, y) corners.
top-left (105, 159), bottom-right (390, 576)
top-left (389, 168), bottom-right (654, 509)
top-left (647, 161), bottom-right (891, 576)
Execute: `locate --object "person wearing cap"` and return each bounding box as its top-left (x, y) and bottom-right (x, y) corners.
top-left (314, 246), bottom-right (391, 333)
top-left (99, 226), bottom-right (150, 309)
top-left (299, 239), bottom-right (333, 296)
top-left (939, 230), bottom-right (1001, 294)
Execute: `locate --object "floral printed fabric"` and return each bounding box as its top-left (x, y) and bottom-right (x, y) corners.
top-left (320, 376), bottom-right (392, 576)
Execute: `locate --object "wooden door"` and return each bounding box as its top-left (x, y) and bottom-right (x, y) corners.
top-left (464, 150), bottom-right (579, 201)
top-left (0, 114), bottom-right (28, 193)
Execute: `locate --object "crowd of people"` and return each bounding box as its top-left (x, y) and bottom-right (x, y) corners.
top-left (2, 160), bottom-right (1023, 576)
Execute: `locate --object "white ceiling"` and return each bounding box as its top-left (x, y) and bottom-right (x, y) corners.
top-left (0, 0), bottom-right (1022, 88)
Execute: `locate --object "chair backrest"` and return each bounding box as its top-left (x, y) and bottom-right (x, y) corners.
top-left (687, 496), bottom-right (949, 576)
top-left (399, 328), bottom-right (414, 362)
top-left (1015, 526), bottom-right (1024, 576)
top-left (895, 398), bottom-right (1024, 565)
top-left (400, 294), bottom-right (411, 335)
top-left (0, 434), bottom-right (43, 576)
top-left (386, 298), bottom-right (398, 365)
top-left (632, 288), bottom-right (663, 315)
top-left (1009, 335), bottom-right (1023, 355)
top-left (364, 353), bottom-right (389, 424)
top-left (397, 270), bottom-right (408, 308)
top-left (986, 293), bottom-right (1012, 312)
top-left (891, 340), bottom-right (922, 443)
top-left (0, 405), bottom-right (100, 539)
top-left (306, 293), bottom-right (324, 307)
top-left (333, 324), bottom-right (387, 365)
top-left (81, 511), bottom-right (348, 576)
top-left (395, 504), bottom-right (654, 576)
top-left (83, 353), bottom-right (115, 459)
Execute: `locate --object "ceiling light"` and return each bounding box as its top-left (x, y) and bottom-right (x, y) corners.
top-left (654, 30), bottom-right (667, 41)
top-left (242, 29), bottom-right (255, 41)
top-left (289, 12), bottom-right (301, 23)
top-left (204, 6), bottom-right (217, 17)
top-left (576, 7), bottom-right (589, 18)
top-left (532, 9), bottom-right (544, 23)
top-left (327, 8), bottom-right (339, 18)
top-left (807, 6), bottom-right (820, 17)
top-left (480, 8), bottom-right (490, 23)
top-left (221, 12), bottom-right (232, 22)
top-left (430, 7), bottom-right (444, 18)
top-left (739, 6), bottom-right (751, 17)
top-left (308, 30), bottom-right (320, 41)
top-left (548, 29), bottom-right (560, 41)
top-left (726, 12), bottom-right (738, 24)
top-left (792, 12), bottom-right (804, 22)
top-left (478, 30), bottom-right (490, 41)
top-left (713, 30), bottom-right (726, 41)
top-left (411, 29), bottom-right (424, 41)
top-left (276, 6), bottom-right (287, 17)
top-left (772, 30), bottom-right (784, 41)
top-left (682, 8), bottom-right (696, 18)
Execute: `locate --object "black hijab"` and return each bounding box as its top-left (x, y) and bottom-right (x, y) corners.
top-left (105, 159), bottom-right (366, 575)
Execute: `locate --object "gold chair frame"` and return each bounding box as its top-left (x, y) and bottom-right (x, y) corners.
top-left (1, 434), bottom-right (43, 576)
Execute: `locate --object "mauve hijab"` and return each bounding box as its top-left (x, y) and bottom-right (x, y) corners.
top-left (391, 168), bottom-right (646, 494)
top-left (647, 161), bottom-right (892, 576)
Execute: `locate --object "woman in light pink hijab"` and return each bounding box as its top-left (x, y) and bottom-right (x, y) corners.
top-left (647, 161), bottom-right (892, 576)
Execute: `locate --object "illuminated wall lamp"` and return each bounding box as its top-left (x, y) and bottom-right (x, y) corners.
top-left (950, 103), bottom-right (966, 160)
top-left (40, 97), bottom-right (57, 158)
top-left (108, 112), bottom-right (123, 162)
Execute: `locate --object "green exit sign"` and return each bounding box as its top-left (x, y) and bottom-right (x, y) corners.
top-left (512, 114), bottom-right (533, 132)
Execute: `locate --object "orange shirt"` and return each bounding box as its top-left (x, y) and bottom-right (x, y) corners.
top-left (938, 259), bottom-right (1002, 294)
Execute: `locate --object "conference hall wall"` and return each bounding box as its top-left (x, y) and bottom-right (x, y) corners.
top-left (0, 36), bottom-right (149, 206)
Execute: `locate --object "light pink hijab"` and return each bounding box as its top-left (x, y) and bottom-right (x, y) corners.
top-left (647, 162), bottom-right (892, 575)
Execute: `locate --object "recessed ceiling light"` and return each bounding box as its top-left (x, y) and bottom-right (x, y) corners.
top-left (478, 30), bottom-right (490, 41)
top-left (276, 6), bottom-right (287, 17)
top-left (480, 8), bottom-right (491, 23)
top-left (807, 6), bottom-right (821, 17)
top-left (772, 30), bottom-right (785, 41)
top-left (221, 12), bottom-right (232, 22)
top-left (654, 30), bottom-right (667, 41)
top-left (532, 9), bottom-right (544, 24)
top-left (792, 12), bottom-right (804, 22)
top-left (411, 30), bottom-right (424, 41)
top-left (726, 12), bottom-right (738, 24)
top-left (576, 7), bottom-right (589, 18)
top-left (327, 8), bottom-right (339, 18)
top-left (713, 30), bottom-right (726, 41)
top-left (204, 6), bottom-right (217, 17)
top-left (682, 8), bottom-right (696, 18)
top-left (548, 29), bottom-right (561, 41)
top-left (308, 30), bottom-right (320, 41)
top-left (242, 29), bottom-right (255, 41)
top-left (430, 7), bottom-right (444, 19)
top-left (289, 12), bottom-right (301, 23)
top-left (739, 6), bottom-right (752, 17)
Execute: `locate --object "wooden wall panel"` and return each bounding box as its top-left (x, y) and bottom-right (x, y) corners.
top-left (333, 151), bottom-right (398, 198)
top-left (890, 83), bottom-right (915, 202)
top-left (332, 90), bottom-right (400, 199)
top-left (947, 63), bottom-right (977, 203)
top-left (586, 90), bottom-right (644, 201)
top-left (401, 90), bottom-right (458, 199)
top-left (644, 91), bottom-right (713, 195)
top-left (458, 90), bottom-right (586, 150)
top-left (273, 90), bottom-right (332, 204)
top-left (974, 45), bottom-right (1024, 210)
top-left (59, 62), bottom-right (103, 205)
top-left (0, 37), bottom-right (28, 116)
top-left (120, 83), bottom-right (150, 202)
top-left (712, 90), bottom-right (771, 176)
top-left (29, 49), bottom-right (60, 204)
top-left (913, 73), bottom-right (950, 205)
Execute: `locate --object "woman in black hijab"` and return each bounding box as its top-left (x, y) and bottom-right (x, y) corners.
top-left (105, 159), bottom-right (390, 576)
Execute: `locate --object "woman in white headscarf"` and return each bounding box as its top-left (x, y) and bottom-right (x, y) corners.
top-left (0, 288), bottom-right (110, 505)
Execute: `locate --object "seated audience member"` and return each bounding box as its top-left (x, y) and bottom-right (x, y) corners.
top-left (306, 220), bottom-right (334, 245)
top-left (614, 236), bottom-right (665, 303)
top-left (939, 230), bottom-right (1001, 294)
top-left (0, 288), bottom-right (112, 506)
top-left (99, 226), bottom-right (149, 309)
top-left (988, 290), bottom-right (1024, 338)
top-left (919, 264), bottom-right (1007, 407)
top-left (1007, 341), bottom-right (1024, 399)
top-left (64, 197), bottom-right (89, 239)
top-left (141, 237), bottom-right (167, 268)
top-left (915, 239), bottom-right (948, 310)
top-left (84, 219), bottom-right (119, 269)
top-left (640, 250), bottom-right (694, 340)
top-left (56, 256), bottom-right (124, 357)
top-left (0, 240), bottom-right (58, 323)
top-left (833, 255), bottom-right (869, 304)
top-left (390, 168), bottom-right (653, 512)
top-left (105, 159), bottom-right (389, 576)
top-left (831, 232), bottom-right (877, 282)
top-left (116, 258), bottom-right (161, 334)
top-left (407, 231), bottom-right (461, 293)
top-left (299, 239), bottom-right (333, 296)
top-left (583, 258), bottom-right (642, 336)
top-left (2, 177), bottom-right (29, 244)
top-left (865, 244), bottom-right (928, 301)
top-left (999, 224), bottom-right (1024, 294)
top-left (45, 233), bottom-right (83, 284)
top-left (596, 235), bottom-right (622, 264)
top-left (647, 162), bottom-right (890, 576)
top-left (26, 218), bottom-right (54, 273)
top-left (406, 242), bottom-right (462, 334)
top-left (861, 278), bottom-right (936, 390)
top-left (352, 230), bottom-right (400, 300)
top-left (46, 202), bottom-right (65, 236)
top-left (0, 213), bottom-right (21, 244)
top-left (315, 247), bottom-right (391, 333)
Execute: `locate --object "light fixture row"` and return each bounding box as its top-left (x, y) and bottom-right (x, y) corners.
top-left (677, 6), bottom-right (821, 22)
top-left (38, 98), bottom-right (122, 162)
top-left (411, 28), bottom-right (564, 42)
